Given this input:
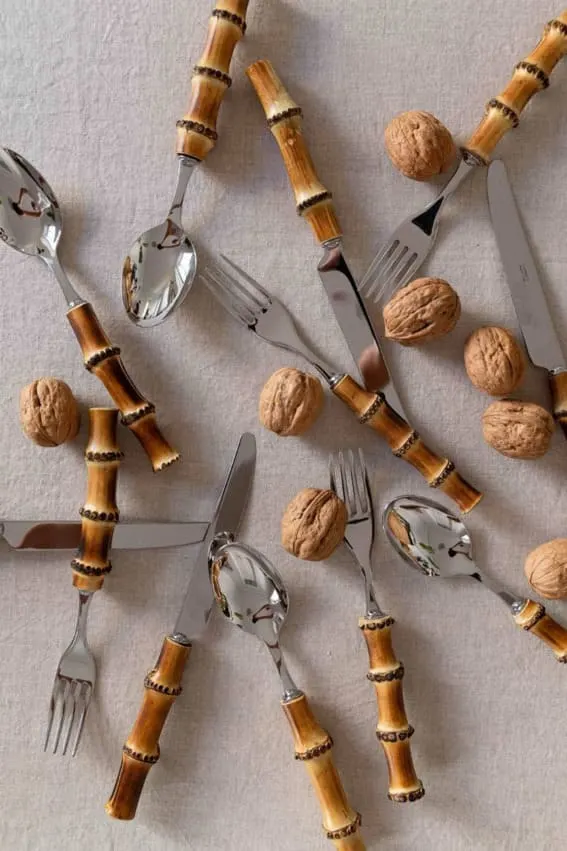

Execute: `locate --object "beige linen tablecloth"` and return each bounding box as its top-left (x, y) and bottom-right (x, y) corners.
top-left (0, 1), bottom-right (566, 848)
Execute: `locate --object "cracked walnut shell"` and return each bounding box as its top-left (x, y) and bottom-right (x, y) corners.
top-left (281, 488), bottom-right (347, 561)
top-left (464, 327), bottom-right (525, 396)
top-left (20, 377), bottom-right (80, 447)
top-left (482, 400), bottom-right (554, 459)
top-left (384, 110), bottom-right (457, 181)
top-left (524, 539), bottom-right (567, 600)
top-left (259, 367), bottom-right (324, 436)
top-left (383, 277), bottom-right (461, 345)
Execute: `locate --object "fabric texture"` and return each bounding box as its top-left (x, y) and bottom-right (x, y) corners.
top-left (0, 1), bottom-right (566, 848)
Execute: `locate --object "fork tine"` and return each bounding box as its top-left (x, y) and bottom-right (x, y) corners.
top-left (206, 264), bottom-right (260, 319)
top-left (378, 245), bottom-right (409, 294)
top-left (43, 681), bottom-right (59, 752)
top-left (361, 239), bottom-right (402, 297)
top-left (201, 267), bottom-right (257, 326)
top-left (51, 679), bottom-right (71, 754)
top-left (329, 453), bottom-right (341, 501)
top-left (339, 449), bottom-right (355, 519)
top-left (353, 449), bottom-right (370, 516)
top-left (213, 260), bottom-right (267, 314)
top-left (61, 682), bottom-right (78, 756)
top-left (71, 682), bottom-right (92, 757)
top-left (220, 255), bottom-right (272, 308)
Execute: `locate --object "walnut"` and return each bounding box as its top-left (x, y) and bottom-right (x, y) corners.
top-left (384, 110), bottom-right (457, 180)
top-left (383, 277), bottom-right (461, 345)
top-left (524, 539), bottom-right (567, 599)
top-left (482, 400), bottom-right (554, 459)
top-left (259, 367), bottom-right (324, 436)
top-left (20, 378), bottom-right (80, 447)
top-left (464, 326), bottom-right (525, 396)
top-left (281, 488), bottom-right (347, 561)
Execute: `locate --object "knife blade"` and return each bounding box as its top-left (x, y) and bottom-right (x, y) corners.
top-left (246, 59), bottom-right (405, 416)
top-left (487, 159), bottom-right (567, 434)
top-left (0, 520), bottom-right (209, 551)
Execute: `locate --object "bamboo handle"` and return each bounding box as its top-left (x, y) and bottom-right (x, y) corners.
top-left (176, 0), bottom-right (249, 160)
top-left (465, 13), bottom-right (567, 161)
top-left (332, 374), bottom-right (482, 513)
top-left (67, 302), bottom-right (179, 472)
top-left (282, 693), bottom-right (365, 850)
top-left (359, 616), bottom-right (424, 803)
top-left (549, 370), bottom-right (567, 438)
top-left (513, 600), bottom-right (567, 662)
top-left (105, 635), bottom-right (191, 819)
top-left (246, 59), bottom-right (341, 245)
top-left (72, 408), bottom-right (121, 593)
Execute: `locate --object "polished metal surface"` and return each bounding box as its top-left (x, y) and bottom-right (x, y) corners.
top-left (0, 520), bottom-right (209, 551)
top-left (0, 148), bottom-right (84, 307)
top-left (123, 156), bottom-right (198, 327)
top-left (210, 537), bottom-right (301, 702)
top-left (44, 590), bottom-right (96, 757)
top-left (329, 449), bottom-right (384, 619)
top-left (487, 159), bottom-right (566, 373)
top-left (172, 433), bottom-right (256, 643)
top-left (359, 155), bottom-right (480, 306)
top-left (383, 495), bottom-right (524, 612)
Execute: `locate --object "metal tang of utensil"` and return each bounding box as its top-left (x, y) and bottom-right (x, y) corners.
top-left (383, 495), bottom-right (567, 663)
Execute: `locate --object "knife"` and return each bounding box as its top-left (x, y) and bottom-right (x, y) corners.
top-left (487, 159), bottom-right (567, 436)
top-left (0, 520), bottom-right (209, 551)
top-left (105, 432), bottom-right (256, 820)
top-left (246, 59), bottom-right (403, 410)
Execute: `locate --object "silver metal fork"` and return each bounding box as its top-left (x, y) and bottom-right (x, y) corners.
top-left (44, 590), bottom-right (96, 756)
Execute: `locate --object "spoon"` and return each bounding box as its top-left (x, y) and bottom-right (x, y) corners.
top-left (383, 495), bottom-right (567, 663)
top-left (0, 148), bottom-right (178, 471)
top-left (123, 1), bottom-right (249, 326)
top-left (209, 535), bottom-right (365, 851)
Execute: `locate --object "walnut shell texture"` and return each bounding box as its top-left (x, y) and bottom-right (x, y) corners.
top-left (482, 400), bottom-right (554, 459)
top-left (525, 539), bottom-right (567, 600)
top-left (281, 487), bottom-right (347, 561)
top-left (383, 277), bottom-right (461, 345)
top-left (259, 367), bottom-right (324, 436)
top-left (384, 110), bottom-right (457, 181)
top-left (20, 377), bottom-right (80, 447)
top-left (464, 326), bottom-right (525, 396)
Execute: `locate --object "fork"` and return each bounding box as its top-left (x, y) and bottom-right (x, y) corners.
top-left (200, 256), bottom-right (481, 515)
top-left (359, 12), bottom-right (567, 304)
top-left (44, 408), bottom-right (121, 755)
top-left (330, 449), bottom-right (424, 803)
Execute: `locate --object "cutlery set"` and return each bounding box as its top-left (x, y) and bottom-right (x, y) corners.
top-left (2, 1), bottom-right (567, 847)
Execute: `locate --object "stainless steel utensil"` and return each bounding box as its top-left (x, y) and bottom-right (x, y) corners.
top-left (201, 256), bottom-right (481, 513)
top-left (0, 148), bottom-right (178, 471)
top-left (329, 449), bottom-right (423, 803)
top-left (359, 13), bottom-right (567, 306)
top-left (106, 432), bottom-right (256, 820)
top-left (123, 1), bottom-right (249, 326)
top-left (384, 495), bottom-right (567, 663)
top-left (0, 520), bottom-right (208, 551)
top-left (209, 537), bottom-right (365, 850)
top-left (487, 158), bottom-right (567, 435)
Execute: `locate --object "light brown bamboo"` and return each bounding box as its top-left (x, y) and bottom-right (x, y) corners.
top-left (71, 408), bottom-right (121, 593)
top-left (359, 616), bottom-right (424, 803)
top-left (67, 302), bottom-right (179, 472)
top-left (106, 635), bottom-right (191, 819)
top-left (282, 693), bottom-right (365, 850)
top-left (513, 599), bottom-right (567, 662)
top-left (246, 59), bottom-right (341, 244)
top-left (332, 374), bottom-right (482, 513)
top-left (550, 371), bottom-right (567, 438)
top-left (176, 0), bottom-right (249, 160)
top-left (465, 12), bottom-right (567, 161)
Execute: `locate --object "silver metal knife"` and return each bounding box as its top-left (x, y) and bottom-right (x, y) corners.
top-left (0, 520), bottom-right (209, 551)
top-left (487, 159), bottom-right (567, 435)
top-left (105, 432), bottom-right (256, 820)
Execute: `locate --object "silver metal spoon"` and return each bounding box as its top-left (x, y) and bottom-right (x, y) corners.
top-left (0, 147), bottom-right (178, 471)
top-left (383, 495), bottom-right (567, 663)
top-left (209, 536), bottom-right (365, 848)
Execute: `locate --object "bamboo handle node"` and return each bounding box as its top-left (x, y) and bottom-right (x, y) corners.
top-left (67, 302), bottom-right (179, 472)
top-left (105, 635), bottom-right (191, 820)
top-left (550, 370), bottom-right (567, 437)
top-left (176, 0), bottom-right (249, 160)
top-left (282, 693), bottom-right (365, 850)
top-left (359, 616), bottom-right (424, 803)
top-left (246, 59), bottom-right (342, 245)
top-left (513, 599), bottom-right (567, 662)
top-left (72, 408), bottom-right (121, 593)
top-left (332, 375), bottom-right (482, 513)
top-left (465, 12), bottom-right (567, 161)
